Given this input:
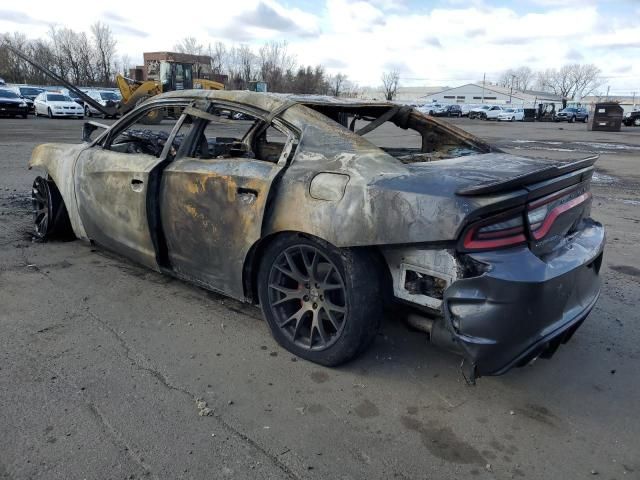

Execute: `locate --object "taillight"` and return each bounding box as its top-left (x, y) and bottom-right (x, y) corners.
top-left (463, 212), bottom-right (526, 250)
top-left (462, 185), bottom-right (591, 251)
top-left (528, 190), bottom-right (591, 240)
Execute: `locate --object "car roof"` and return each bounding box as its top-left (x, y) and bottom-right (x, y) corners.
top-left (159, 89), bottom-right (396, 113)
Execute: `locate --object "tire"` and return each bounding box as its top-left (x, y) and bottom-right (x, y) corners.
top-left (634, 118), bottom-right (640, 127)
top-left (583, 116), bottom-right (588, 123)
top-left (47, 108), bottom-right (53, 119)
top-left (32, 176), bottom-right (74, 240)
top-left (569, 116), bottom-right (575, 123)
top-left (21, 113), bottom-right (27, 119)
top-left (257, 234), bottom-right (382, 367)
top-left (85, 106), bottom-right (91, 117)
top-left (510, 116), bottom-right (515, 122)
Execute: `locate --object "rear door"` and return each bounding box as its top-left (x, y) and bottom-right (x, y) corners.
top-left (160, 103), bottom-right (297, 299)
top-left (75, 100), bottom-right (189, 269)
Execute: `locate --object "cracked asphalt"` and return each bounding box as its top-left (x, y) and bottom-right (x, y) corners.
top-left (1, 117), bottom-right (639, 479)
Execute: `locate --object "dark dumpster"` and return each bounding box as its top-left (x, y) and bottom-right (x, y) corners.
top-left (589, 102), bottom-right (623, 132)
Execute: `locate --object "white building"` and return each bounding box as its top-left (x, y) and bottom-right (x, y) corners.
top-left (420, 83), bottom-right (562, 108)
top-left (360, 86), bottom-right (447, 102)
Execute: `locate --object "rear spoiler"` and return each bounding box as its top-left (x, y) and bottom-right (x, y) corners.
top-left (456, 155), bottom-right (599, 196)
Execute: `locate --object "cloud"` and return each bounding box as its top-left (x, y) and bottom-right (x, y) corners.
top-left (465, 28), bottom-right (485, 38)
top-left (566, 48), bottom-right (583, 61)
top-left (221, 1), bottom-right (321, 40)
top-left (425, 37), bottom-right (443, 48)
top-left (0, 9), bottom-right (44, 25)
top-left (100, 10), bottom-right (148, 37)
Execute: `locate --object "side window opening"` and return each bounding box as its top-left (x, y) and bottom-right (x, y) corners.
top-left (188, 106), bottom-right (294, 164)
top-left (106, 104), bottom-right (189, 158)
top-left (305, 105), bottom-right (486, 163)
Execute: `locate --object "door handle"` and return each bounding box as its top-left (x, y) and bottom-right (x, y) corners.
top-left (237, 187), bottom-right (258, 204)
top-left (131, 178), bottom-right (144, 192)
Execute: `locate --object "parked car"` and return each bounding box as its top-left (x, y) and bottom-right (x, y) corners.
top-left (497, 108), bottom-right (524, 122)
top-left (555, 107), bottom-right (589, 123)
top-left (418, 103), bottom-right (446, 115)
top-left (433, 104), bottom-right (462, 117)
top-left (11, 85), bottom-right (45, 112)
top-left (0, 88), bottom-right (29, 118)
top-left (29, 90), bottom-right (605, 379)
top-left (83, 90), bottom-right (121, 117)
top-left (460, 104), bottom-right (476, 117)
top-left (623, 110), bottom-right (640, 127)
top-left (468, 105), bottom-right (492, 119)
top-left (33, 92), bottom-right (84, 118)
top-left (483, 105), bottom-right (506, 120)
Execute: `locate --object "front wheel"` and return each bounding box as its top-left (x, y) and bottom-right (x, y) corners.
top-left (47, 108), bottom-right (53, 119)
top-left (258, 234), bottom-right (382, 366)
top-left (32, 176), bottom-right (73, 240)
top-left (583, 116), bottom-right (588, 123)
top-left (633, 118), bottom-right (640, 127)
top-left (85, 106), bottom-right (91, 117)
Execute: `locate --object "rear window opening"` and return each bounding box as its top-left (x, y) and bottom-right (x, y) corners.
top-left (303, 104), bottom-right (489, 163)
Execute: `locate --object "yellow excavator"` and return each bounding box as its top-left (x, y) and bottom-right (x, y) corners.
top-left (3, 43), bottom-right (224, 124)
top-left (115, 56), bottom-right (225, 123)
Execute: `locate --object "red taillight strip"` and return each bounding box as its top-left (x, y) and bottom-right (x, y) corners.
top-left (531, 192), bottom-right (591, 240)
top-left (463, 228), bottom-right (527, 250)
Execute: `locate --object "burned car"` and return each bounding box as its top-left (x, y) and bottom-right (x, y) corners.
top-left (30, 90), bottom-right (605, 379)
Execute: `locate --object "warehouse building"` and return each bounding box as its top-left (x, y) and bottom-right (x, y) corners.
top-left (420, 83), bottom-right (562, 107)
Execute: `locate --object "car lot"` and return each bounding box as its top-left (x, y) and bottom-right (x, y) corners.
top-left (1, 116), bottom-right (639, 479)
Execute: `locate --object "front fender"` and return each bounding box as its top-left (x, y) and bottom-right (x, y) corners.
top-left (29, 143), bottom-right (88, 239)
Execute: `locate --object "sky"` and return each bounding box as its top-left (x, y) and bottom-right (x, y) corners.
top-left (1, 0), bottom-right (639, 94)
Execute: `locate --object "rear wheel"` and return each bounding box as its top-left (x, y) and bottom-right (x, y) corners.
top-left (569, 115), bottom-right (575, 123)
top-left (634, 118), bottom-right (640, 127)
top-left (258, 234), bottom-right (382, 366)
top-left (32, 176), bottom-right (73, 240)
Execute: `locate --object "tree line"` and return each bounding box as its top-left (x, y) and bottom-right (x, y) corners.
top-left (1, 24), bottom-right (120, 87)
top-left (497, 64), bottom-right (603, 105)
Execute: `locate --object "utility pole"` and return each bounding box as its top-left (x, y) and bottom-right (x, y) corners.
top-left (509, 74), bottom-right (516, 104)
top-left (606, 85), bottom-right (610, 100)
top-left (481, 72), bottom-right (485, 103)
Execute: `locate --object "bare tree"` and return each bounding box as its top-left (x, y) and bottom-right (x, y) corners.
top-left (381, 70), bottom-right (400, 101)
top-left (174, 37), bottom-right (203, 55)
top-left (498, 66), bottom-right (534, 91)
top-left (208, 42), bottom-right (226, 75)
top-left (258, 41), bottom-right (296, 92)
top-left (329, 73), bottom-right (347, 97)
top-left (537, 63), bottom-right (602, 108)
top-left (91, 22), bottom-right (117, 85)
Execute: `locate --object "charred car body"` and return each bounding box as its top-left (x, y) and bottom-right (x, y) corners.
top-left (29, 90), bottom-right (605, 379)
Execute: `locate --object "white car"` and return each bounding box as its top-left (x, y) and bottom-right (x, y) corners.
top-left (34, 92), bottom-right (84, 118)
top-left (484, 105), bottom-right (507, 120)
top-left (469, 105), bottom-right (492, 119)
top-left (83, 90), bottom-right (121, 117)
top-left (417, 103), bottom-right (446, 115)
top-left (498, 108), bottom-right (524, 122)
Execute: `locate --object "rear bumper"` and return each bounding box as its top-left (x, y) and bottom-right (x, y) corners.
top-left (441, 219), bottom-right (605, 376)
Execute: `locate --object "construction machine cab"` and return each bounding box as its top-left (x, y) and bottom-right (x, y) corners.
top-left (159, 62), bottom-right (193, 91)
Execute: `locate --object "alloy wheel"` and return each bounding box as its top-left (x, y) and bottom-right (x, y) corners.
top-left (32, 177), bottom-right (51, 238)
top-left (267, 245), bottom-right (347, 351)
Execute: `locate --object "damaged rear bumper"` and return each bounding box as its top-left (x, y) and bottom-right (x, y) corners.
top-left (382, 219), bottom-right (605, 377)
top-left (443, 220), bottom-right (605, 376)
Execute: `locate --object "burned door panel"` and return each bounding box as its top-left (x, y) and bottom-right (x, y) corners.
top-left (75, 149), bottom-right (160, 269)
top-left (160, 158), bottom-right (281, 299)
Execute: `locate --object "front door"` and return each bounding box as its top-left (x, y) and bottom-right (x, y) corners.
top-left (75, 102), bottom-right (188, 269)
